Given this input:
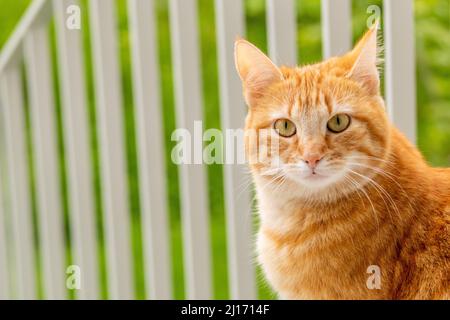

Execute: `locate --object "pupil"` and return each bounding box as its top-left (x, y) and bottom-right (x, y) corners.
top-left (285, 121), bottom-right (288, 129)
top-left (337, 116), bottom-right (341, 125)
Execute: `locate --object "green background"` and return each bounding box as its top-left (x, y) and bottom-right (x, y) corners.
top-left (0, 0), bottom-right (449, 299)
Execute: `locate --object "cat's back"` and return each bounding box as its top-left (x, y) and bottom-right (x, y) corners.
top-left (430, 167), bottom-right (450, 222)
top-left (394, 206), bottom-right (450, 299)
top-left (395, 168), bottom-right (450, 299)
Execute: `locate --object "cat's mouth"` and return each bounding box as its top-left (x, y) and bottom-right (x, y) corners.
top-left (259, 161), bottom-right (345, 188)
top-left (288, 168), bottom-right (332, 184)
top-left (305, 171), bottom-right (328, 180)
top-left (284, 164), bottom-right (345, 187)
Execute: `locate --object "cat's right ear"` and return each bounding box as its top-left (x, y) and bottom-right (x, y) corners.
top-left (234, 39), bottom-right (283, 106)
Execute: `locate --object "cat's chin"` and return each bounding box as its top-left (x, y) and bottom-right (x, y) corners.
top-left (255, 174), bottom-right (361, 207)
top-left (287, 171), bottom-right (343, 190)
top-left (254, 165), bottom-right (364, 203)
top-left (303, 172), bottom-right (328, 181)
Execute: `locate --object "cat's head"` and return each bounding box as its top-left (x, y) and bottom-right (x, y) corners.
top-left (235, 25), bottom-right (392, 202)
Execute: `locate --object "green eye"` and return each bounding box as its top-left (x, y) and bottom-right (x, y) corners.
top-left (274, 119), bottom-right (296, 137)
top-left (327, 114), bottom-right (351, 133)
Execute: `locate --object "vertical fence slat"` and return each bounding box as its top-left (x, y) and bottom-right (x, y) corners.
top-left (53, 0), bottom-right (99, 299)
top-left (215, 0), bottom-right (256, 299)
top-left (128, 0), bottom-right (172, 300)
top-left (89, 0), bottom-right (133, 299)
top-left (0, 140), bottom-right (9, 299)
top-left (24, 25), bottom-right (66, 299)
top-left (384, 0), bottom-right (416, 144)
top-left (321, 0), bottom-right (352, 58)
top-left (169, 0), bottom-right (212, 299)
top-left (0, 68), bottom-right (36, 299)
top-left (266, 0), bottom-right (297, 65)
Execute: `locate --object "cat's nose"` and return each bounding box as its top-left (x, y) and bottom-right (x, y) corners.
top-left (303, 155), bottom-right (323, 169)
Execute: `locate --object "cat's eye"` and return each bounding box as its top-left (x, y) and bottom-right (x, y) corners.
top-left (327, 114), bottom-right (351, 133)
top-left (274, 119), bottom-right (296, 137)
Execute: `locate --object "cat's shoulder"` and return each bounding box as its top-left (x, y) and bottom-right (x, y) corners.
top-left (424, 206), bottom-right (450, 262)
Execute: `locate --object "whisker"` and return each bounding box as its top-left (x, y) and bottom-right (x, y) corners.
top-left (346, 155), bottom-right (397, 170)
top-left (347, 168), bottom-right (401, 224)
top-left (345, 174), bottom-right (381, 240)
top-left (343, 160), bottom-right (415, 216)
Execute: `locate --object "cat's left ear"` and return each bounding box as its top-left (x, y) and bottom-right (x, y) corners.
top-left (346, 21), bottom-right (381, 95)
top-left (234, 39), bottom-right (283, 106)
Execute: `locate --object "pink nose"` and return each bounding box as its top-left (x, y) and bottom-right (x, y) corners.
top-left (303, 155), bottom-right (323, 169)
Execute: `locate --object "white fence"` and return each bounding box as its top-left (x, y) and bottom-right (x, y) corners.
top-left (0, 0), bottom-right (416, 299)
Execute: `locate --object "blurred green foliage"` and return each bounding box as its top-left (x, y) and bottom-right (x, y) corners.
top-left (0, 0), bottom-right (448, 300)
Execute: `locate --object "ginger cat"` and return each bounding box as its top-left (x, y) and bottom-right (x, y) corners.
top-left (235, 25), bottom-right (450, 299)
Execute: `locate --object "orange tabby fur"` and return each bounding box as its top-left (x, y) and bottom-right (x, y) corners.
top-left (235, 26), bottom-right (450, 299)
